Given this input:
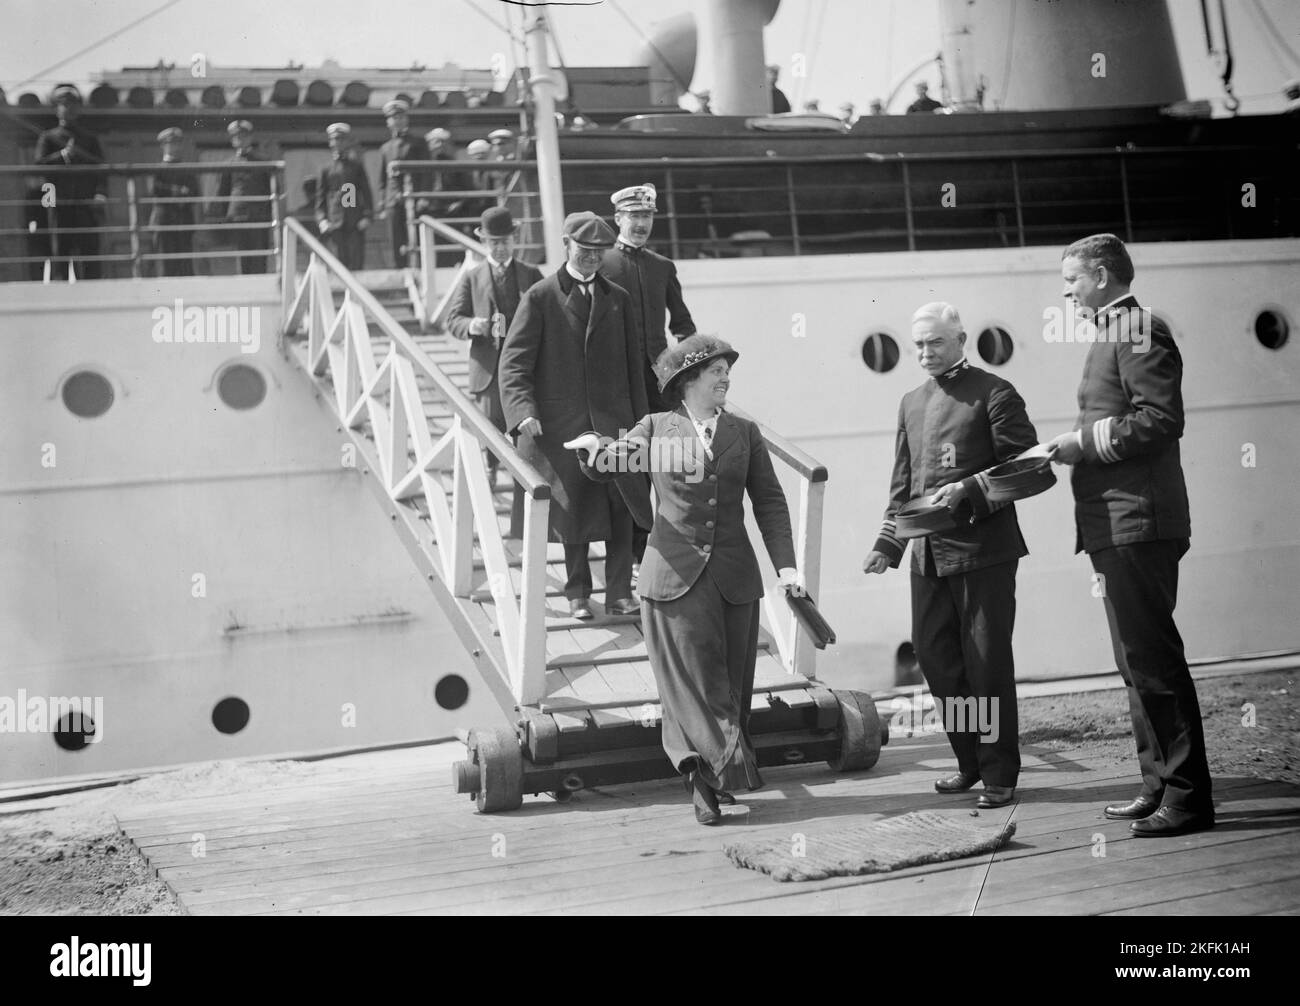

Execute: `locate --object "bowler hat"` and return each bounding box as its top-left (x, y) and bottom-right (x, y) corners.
top-left (475, 206), bottom-right (516, 238)
top-left (562, 211), bottom-right (615, 249)
top-left (655, 334), bottom-right (739, 396)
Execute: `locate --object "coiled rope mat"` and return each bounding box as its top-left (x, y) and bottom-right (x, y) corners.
top-left (724, 810), bottom-right (1017, 882)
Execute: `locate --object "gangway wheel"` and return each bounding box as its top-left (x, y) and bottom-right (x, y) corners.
top-left (826, 689), bottom-right (884, 772)
top-left (463, 726), bottom-right (524, 813)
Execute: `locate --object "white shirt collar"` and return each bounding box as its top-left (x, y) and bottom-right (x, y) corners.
top-left (490, 257), bottom-right (513, 272)
top-left (565, 263), bottom-right (595, 285)
top-left (1099, 293), bottom-right (1134, 313)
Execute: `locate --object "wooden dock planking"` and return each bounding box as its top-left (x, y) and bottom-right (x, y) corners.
top-left (114, 732), bottom-right (1300, 915)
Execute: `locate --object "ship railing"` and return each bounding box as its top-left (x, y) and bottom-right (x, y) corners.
top-left (0, 161), bottom-right (285, 281)
top-left (404, 209), bottom-right (830, 683)
top-left (279, 215), bottom-right (554, 712)
top-left (390, 144), bottom-right (1296, 261)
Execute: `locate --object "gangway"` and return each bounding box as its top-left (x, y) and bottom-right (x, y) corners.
top-left (278, 215), bottom-right (885, 812)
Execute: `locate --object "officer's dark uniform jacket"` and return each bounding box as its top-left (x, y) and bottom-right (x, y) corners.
top-left (1069, 294), bottom-right (1190, 554)
top-left (379, 133), bottom-right (426, 210)
top-left (315, 157), bottom-right (374, 230)
top-left (35, 124), bottom-right (107, 201)
top-left (601, 241), bottom-right (696, 369)
top-left (217, 147), bottom-right (273, 222)
top-left (872, 359), bottom-right (1039, 576)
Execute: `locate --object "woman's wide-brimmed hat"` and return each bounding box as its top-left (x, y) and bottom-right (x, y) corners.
top-left (655, 334), bottom-right (739, 396)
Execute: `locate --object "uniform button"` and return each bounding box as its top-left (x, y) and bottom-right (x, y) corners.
top-left (708, 498), bottom-right (716, 506)
top-left (705, 520), bottom-right (714, 529)
top-left (708, 474), bottom-right (717, 482)
top-left (702, 544), bottom-right (711, 552)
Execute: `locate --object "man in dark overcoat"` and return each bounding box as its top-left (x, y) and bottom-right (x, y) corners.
top-left (34, 84), bottom-right (107, 279)
top-left (1046, 233), bottom-right (1213, 837)
top-left (215, 120), bottom-right (273, 274)
top-left (315, 122), bottom-right (373, 270)
top-left (497, 211), bottom-right (652, 619)
top-left (149, 127), bottom-right (199, 277)
top-left (864, 301), bottom-right (1039, 808)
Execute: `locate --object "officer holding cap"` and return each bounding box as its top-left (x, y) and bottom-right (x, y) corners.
top-left (215, 119), bottom-right (273, 274)
top-left (315, 122), bottom-right (373, 270)
top-left (35, 84), bottom-right (107, 279)
top-left (497, 211), bottom-right (651, 620)
top-left (149, 127), bottom-right (199, 276)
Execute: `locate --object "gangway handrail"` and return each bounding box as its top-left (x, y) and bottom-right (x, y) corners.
top-left (282, 216), bottom-right (549, 498)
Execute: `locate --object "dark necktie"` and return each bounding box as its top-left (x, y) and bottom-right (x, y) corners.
top-left (701, 424), bottom-right (712, 446)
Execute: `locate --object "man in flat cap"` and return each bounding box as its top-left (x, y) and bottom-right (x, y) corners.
top-left (315, 123), bottom-right (373, 270)
top-left (34, 84), bottom-right (107, 279)
top-left (602, 182), bottom-right (697, 583)
top-left (148, 127), bottom-right (199, 277)
top-left (498, 211), bottom-right (651, 620)
top-left (863, 302), bottom-right (1040, 809)
top-left (446, 206), bottom-right (543, 482)
top-left (378, 98), bottom-right (427, 268)
top-left (215, 120), bottom-right (273, 274)
top-left (1044, 233), bottom-right (1212, 837)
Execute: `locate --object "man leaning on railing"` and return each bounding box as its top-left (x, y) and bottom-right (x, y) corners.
top-left (34, 84), bottom-right (106, 280)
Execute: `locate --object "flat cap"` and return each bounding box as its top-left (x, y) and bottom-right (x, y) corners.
top-left (562, 211), bottom-right (615, 249)
top-left (227, 119), bottom-right (253, 135)
top-left (382, 98), bottom-right (410, 116)
top-left (611, 183), bottom-right (656, 212)
top-left (156, 126), bottom-right (184, 143)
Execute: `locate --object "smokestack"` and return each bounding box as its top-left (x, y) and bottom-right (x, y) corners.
top-left (703, 0), bottom-right (780, 116)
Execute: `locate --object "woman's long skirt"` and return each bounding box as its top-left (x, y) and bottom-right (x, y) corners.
top-left (641, 567), bottom-right (764, 793)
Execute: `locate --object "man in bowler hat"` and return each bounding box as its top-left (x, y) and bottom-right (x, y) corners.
top-left (497, 211), bottom-right (651, 620)
top-left (1045, 233), bottom-right (1213, 837)
top-left (315, 122), bottom-right (373, 270)
top-left (445, 206), bottom-right (543, 481)
top-left (149, 127), bottom-right (199, 277)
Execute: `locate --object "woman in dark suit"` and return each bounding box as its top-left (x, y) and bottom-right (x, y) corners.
top-left (566, 335), bottom-right (798, 824)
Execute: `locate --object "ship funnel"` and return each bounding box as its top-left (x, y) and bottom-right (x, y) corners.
top-left (702, 0), bottom-right (781, 116)
top-left (638, 13), bottom-right (698, 106)
top-left (939, 0), bottom-right (1185, 111)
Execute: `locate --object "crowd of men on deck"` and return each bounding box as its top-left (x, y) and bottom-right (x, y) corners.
top-left (25, 86), bottom-right (518, 279)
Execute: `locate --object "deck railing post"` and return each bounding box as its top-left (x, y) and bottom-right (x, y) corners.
top-left (280, 221), bottom-right (298, 339)
top-left (901, 160), bottom-right (917, 252)
top-left (125, 176), bottom-right (142, 278)
top-left (403, 171), bottom-right (419, 271)
top-left (449, 417), bottom-right (477, 597)
top-left (420, 221), bottom-right (436, 326)
top-left (1118, 154), bottom-right (1134, 243)
top-left (785, 164), bottom-right (801, 256)
top-left (516, 490), bottom-right (551, 704)
top-left (269, 169), bottom-right (283, 276)
top-left (790, 477), bottom-right (826, 679)
top-left (1011, 159), bottom-right (1027, 247)
top-left (664, 167), bottom-right (681, 260)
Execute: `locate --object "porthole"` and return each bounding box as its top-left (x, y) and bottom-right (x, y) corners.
top-left (434, 674), bottom-right (470, 710)
top-left (1255, 308), bottom-right (1289, 350)
top-left (212, 696), bottom-right (251, 734)
top-left (217, 363), bottom-right (267, 410)
top-left (53, 710), bottom-right (96, 751)
top-left (977, 326), bottom-right (1014, 366)
top-left (61, 370), bottom-right (114, 418)
top-left (861, 332), bottom-right (900, 373)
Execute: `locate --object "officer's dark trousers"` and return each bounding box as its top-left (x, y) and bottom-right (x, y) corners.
top-left (388, 204), bottom-right (410, 268)
top-left (563, 484), bottom-right (634, 605)
top-left (157, 230), bottom-right (194, 276)
top-left (326, 228), bottom-right (365, 271)
top-left (49, 206), bottom-right (101, 279)
top-left (1088, 539), bottom-right (1212, 812)
top-left (234, 227), bottom-right (269, 274)
top-left (911, 557), bottom-right (1020, 788)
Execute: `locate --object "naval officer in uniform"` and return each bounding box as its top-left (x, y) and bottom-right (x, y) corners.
top-left (377, 98), bottom-right (427, 268)
top-left (497, 212), bottom-right (650, 621)
top-left (602, 183), bottom-right (697, 584)
top-left (34, 84), bottom-right (107, 279)
top-left (149, 127), bottom-right (199, 277)
top-left (215, 120), bottom-right (273, 274)
top-left (315, 122), bottom-right (373, 271)
top-left (1046, 233), bottom-right (1213, 837)
top-left (864, 302), bottom-right (1039, 808)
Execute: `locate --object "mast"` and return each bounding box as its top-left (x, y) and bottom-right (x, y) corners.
top-left (524, 12), bottom-right (566, 269)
